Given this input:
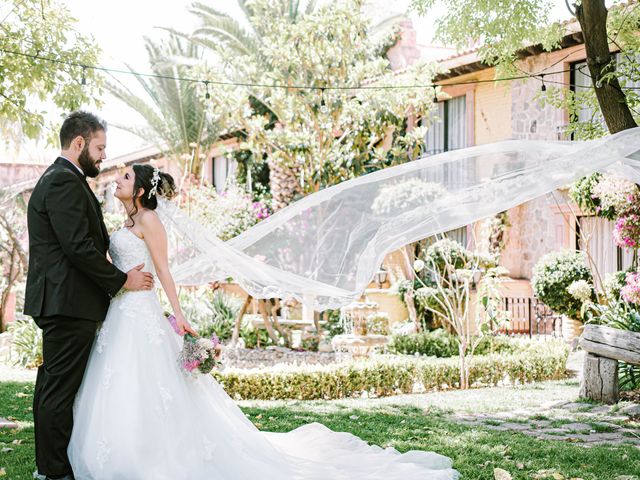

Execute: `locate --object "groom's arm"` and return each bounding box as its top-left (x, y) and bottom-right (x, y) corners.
top-left (46, 171), bottom-right (128, 297)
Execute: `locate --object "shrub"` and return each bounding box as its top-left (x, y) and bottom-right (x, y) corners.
top-left (532, 250), bottom-right (595, 319)
top-left (173, 288), bottom-right (240, 342)
top-left (388, 329), bottom-right (521, 357)
top-left (214, 340), bottom-right (568, 400)
top-left (322, 309), bottom-right (346, 339)
top-left (388, 328), bottom-right (458, 357)
top-left (7, 318), bottom-right (42, 368)
top-left (238, 316), bottom-right (278, 349)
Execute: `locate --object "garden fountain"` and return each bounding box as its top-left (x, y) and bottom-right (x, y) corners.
top-left (331, 301), bottom-right (389, 358)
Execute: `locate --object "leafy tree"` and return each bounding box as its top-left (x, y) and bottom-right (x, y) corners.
top-left (191, 0), bottom-right (439, 209)
top-left (0, 0), bottom-right (101, 143)
top-left (410, 0), bottom-right (638, 136)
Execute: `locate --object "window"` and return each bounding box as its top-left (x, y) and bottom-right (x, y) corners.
top-left (571, 54), bottom-right (640, 129)
top-left (577, 216), bottom-right (634, 287)
top-left (424, 96), bottom-right (468, 155)
top-left (212, 156), bottom-right (237, 192)
top-left (422, 95), bottom-right (470, 246)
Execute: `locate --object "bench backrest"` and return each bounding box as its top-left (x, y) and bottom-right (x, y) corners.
top-left (580, 324), bottom-right (640, 366)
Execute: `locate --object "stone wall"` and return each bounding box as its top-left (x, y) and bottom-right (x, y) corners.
top-left (500, 52), bottom-right (578, 280)
top-left (501, 198), bottom-right (555, 279)
top-left (511, 53), bottom-right (568, 141)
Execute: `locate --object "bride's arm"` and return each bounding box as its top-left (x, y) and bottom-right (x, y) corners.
top-left (139, 210), bottom-right (197, 336)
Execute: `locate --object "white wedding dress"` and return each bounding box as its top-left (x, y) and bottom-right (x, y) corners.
top-left (67, 227), bottom-right (459, 480)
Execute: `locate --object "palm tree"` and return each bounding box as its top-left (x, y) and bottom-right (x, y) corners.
top-left (188, 0), bottom-right (318, 60)
top-left (106, 34), bottom-right (218, 177)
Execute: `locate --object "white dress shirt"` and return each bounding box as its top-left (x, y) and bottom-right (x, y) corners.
top-left (60, 155), bottom-right (85, 176)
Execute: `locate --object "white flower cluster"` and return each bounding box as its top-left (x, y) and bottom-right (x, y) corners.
top-left (566, 279), bottom-right (593, 303)
top-left (592, 174), bottom-right (638, 212)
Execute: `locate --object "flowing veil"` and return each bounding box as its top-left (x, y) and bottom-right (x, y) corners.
top-left (157, 127), bottom-right (640, 311)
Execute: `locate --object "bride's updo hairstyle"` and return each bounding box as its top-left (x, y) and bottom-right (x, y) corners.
top-left (128, 164), bottom-right (177, 225)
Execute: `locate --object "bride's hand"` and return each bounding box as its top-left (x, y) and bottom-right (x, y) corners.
top-left (175, 313), bottom-right (198, 336)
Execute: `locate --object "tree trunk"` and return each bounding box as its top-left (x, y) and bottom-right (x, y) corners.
top-left (458, 343), bottom-right (469, 390)
top-left (268, 160), bottom-right (303, 211)
top-left (575, 0), bottom-right (637, 134)
top-left (399, 245), bottom-right (421, 331)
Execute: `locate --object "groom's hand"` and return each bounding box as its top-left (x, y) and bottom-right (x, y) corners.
top-left (123, 263), bottom-right (154, 291)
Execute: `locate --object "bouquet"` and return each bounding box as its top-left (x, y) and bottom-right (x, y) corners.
top-left (178, 333), bottom-right (222, 375)
top-left (167, 314), bottom-right (222, 375)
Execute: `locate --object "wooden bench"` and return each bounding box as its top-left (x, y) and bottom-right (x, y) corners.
top-left (579, 324), bottom-right (640, 404)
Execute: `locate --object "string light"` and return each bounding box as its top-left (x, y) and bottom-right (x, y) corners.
top-left (204, 80), bottom-right (210, 100)
top-left (3, 46), bottom-right (640, 93)
top-left (432, 85), bottom-right (438, 103)
top-left (540, 74), bottom-right (546, 92)
top-left (81, 66), bottom-right (87, 86)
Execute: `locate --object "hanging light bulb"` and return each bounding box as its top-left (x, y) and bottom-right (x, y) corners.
top-left (540, 74), bottom-right (546, 92)
top-left (81, 66), bottom-right (87, 86)
top-left (432, 85), bottom-right (438, 103)
top-left (204, 81), bottom-right (211, 100)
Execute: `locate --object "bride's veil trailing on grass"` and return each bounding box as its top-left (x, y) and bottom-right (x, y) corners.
top-left (158, 127), bottom-right (640, 311)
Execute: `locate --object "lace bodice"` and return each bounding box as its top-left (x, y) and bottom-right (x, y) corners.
top-left (109, 228), bottom-right (155, 276)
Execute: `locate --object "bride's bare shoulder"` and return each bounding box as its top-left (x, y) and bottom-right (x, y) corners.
top-left (138, 209), bottom-right (163, 230)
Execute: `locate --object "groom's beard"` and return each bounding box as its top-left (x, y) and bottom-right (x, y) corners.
top-left (78, 145), bottom-right (101, 178)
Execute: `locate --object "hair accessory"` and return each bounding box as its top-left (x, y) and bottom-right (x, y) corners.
top-left (148, 167), bottom-right (160, 199)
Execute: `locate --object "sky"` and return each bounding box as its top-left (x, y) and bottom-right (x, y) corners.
top-left (6, 0), bottom-right (578, 162)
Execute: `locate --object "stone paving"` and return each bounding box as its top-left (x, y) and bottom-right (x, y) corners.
top-left (450, 399), bottom-right (640, 447)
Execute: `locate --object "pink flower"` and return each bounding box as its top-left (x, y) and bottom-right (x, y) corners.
top-left (613, 214), bottom-right (640, 248)
top-left (183, 360), bottom-right (201, 372)
top-left (621, 272), bottom-right (640, 304)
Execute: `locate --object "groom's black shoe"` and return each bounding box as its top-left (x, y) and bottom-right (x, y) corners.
top-left (45, 475), bottom-right (75, 480)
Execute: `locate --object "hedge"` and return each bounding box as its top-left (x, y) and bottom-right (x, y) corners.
top-left (213, 340), bottom-right (569, 400)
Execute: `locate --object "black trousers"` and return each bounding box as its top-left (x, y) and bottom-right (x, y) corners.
top-left (33, 315), bottom-right (97, 477)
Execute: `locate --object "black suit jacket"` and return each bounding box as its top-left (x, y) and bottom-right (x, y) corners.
top-left (24, 157), bottom-right (127, 322)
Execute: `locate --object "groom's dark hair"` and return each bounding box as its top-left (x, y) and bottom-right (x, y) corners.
top-left (60, 111), bottom-right (107, 149)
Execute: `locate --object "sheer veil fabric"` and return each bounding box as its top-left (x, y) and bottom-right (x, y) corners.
top-left (161, 127), bottom-right (640, 311)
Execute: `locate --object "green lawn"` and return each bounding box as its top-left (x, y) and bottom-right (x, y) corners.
top-left (1, 381), bottom-right (638, 480)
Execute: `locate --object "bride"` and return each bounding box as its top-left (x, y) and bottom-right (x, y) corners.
top-left (67, 164), bottom-right (459, 480)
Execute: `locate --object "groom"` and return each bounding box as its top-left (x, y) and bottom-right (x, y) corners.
top-left (24, 111), bottom-right (154, 480)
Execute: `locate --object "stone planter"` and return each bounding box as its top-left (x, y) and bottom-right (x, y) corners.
top-left (562, 316), bottom-right (583, 343)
